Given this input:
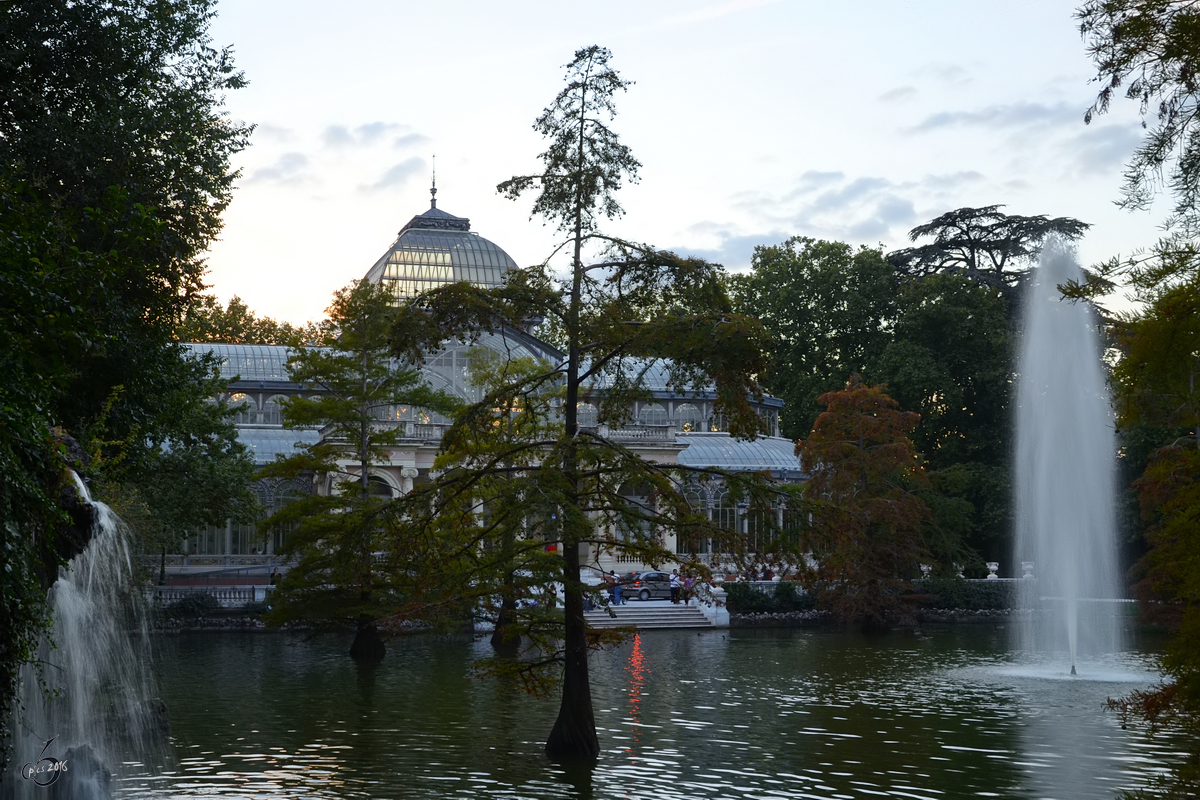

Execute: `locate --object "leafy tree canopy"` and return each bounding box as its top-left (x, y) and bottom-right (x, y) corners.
top-left (390, 46), bottom-right (781, 761)
top-left (886, 206), bottom-right (1088, 300)
top-left (0, 0), bottom-right (251, 760)
top-left (1079, 0), bottom-right (1200, 223)
top-left (260, 280), bottom-right (459, 660)
top-left (176, 295), bottom-right (318, 345)
top-left (729, 237), bottom-right (896, 439)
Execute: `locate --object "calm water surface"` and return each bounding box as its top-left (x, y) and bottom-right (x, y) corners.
top-left (125, 626), bottom-right (1176, 799)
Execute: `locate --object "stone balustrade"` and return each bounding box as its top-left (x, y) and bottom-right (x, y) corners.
top-left (146, 584), bottom-right (274, 608)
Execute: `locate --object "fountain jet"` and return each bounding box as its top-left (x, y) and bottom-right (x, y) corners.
top-left (1014, 237), bottom-right (1125, 673)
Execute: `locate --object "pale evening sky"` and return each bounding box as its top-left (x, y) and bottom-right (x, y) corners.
top-left (203, 0), bottom-right (1163, 324)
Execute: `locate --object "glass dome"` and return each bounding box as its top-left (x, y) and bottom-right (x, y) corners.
top-left (364, 202), bottom-right (518, 301)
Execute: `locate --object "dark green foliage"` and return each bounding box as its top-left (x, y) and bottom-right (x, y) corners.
top-left (260, 280), bottom-right (459, 658)
top-left (729, 237), bottom-right (896, 439)
top-left (0, 0), bottom-right (250, 762)
top-left (871, 274), bottom-right (1014, 557)
top-left (392, 46), bottom-right (783, 760)
top-left (914, 578), bottom-right (1015, 611)
top-left (1079, 0), bottom-right (1200, 222)
top-left (732, 216), bottom-right (1041, 563)
top-left (176, 295), bottom-right (319, 345)
top-left (166, 592), bottom-right (220, 619)
top-left (242, 601), bottom-right (268, 618)
top-left (723, 581), bottom-right (815, 613)
top-left (0, 0), bottom-right (251, 279)
top-left (886, 206), bottom-right (1088, 301)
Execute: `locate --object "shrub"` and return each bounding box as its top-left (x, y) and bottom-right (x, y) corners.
top-left (242, 601), bottom-right (268, 618)
top-left (724, 581), bottom-right (816, 613)
top-left (916, 578), bottom-right (1016, 610)
top-left (166, 591), bottom-right (220, 619)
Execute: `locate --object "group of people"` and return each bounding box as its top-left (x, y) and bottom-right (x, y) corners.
top-left (599, 568), bottom-right (701, 605)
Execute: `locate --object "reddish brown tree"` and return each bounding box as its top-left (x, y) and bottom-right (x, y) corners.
top-left (798, 377), bottom-right (932, 626)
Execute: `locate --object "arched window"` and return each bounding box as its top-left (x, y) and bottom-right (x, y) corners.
top-left (675, 403), bottom-right (702, 433)
top-left (232, 483), bottom-right (270, 554)
top-left (368, 476), bottom-right (394, 499)
top-left (270, 481), bottom-right (305, 554)
top-left (708, 413), bottom-right (727, 432)
top-left (261, 395), bottom-right (287, 426)
top-left (228, 392), bottom-right (255, 425)
top-left (676, 486), bottom-right (710, 554)
top-left (639, 403), bottom-right (667, 426)
top-left (576, 402), bottom-right (598, 428)
top-left (711, 486), bottom-right (737, 531)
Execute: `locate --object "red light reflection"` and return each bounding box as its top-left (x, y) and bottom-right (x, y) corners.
top-left (625, 633), bottom-right (649, 748)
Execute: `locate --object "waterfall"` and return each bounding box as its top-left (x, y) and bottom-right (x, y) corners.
top-left (1013, 237), bottom-right (1125, 671)
top-left (7, 475), bottom-right (166, 799)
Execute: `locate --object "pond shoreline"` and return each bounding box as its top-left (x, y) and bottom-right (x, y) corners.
top-left (153, 607), bottom-right (1028, 633)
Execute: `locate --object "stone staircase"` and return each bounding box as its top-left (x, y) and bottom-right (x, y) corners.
top-left (584, 601), bottom-right (715, 630)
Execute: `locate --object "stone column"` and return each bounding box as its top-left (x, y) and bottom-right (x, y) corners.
top-left (400, 466), bottom-right (419, 495)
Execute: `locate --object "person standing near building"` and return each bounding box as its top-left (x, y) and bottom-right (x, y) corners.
top-left (670, 569), bottom-right (681, 604)
top-left (610, 570), bottom-right (623, 605)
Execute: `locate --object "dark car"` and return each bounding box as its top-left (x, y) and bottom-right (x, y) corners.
top-left (621, 570), bottom-right (672, 601)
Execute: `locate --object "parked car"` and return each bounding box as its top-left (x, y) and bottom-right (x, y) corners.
top-left (621, 570), bottom-right (672, 601)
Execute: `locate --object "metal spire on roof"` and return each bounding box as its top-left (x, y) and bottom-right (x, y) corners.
top-left (430, 154), bottom-right (437, 209)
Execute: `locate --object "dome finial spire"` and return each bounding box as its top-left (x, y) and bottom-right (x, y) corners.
top-left (430, 154), bottom-right (437, 209)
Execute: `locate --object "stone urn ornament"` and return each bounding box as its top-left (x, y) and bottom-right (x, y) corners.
top-left (986, 562), bottom-right (1000, 580)
top-left (1022, 561), bottom-right (1035, 580)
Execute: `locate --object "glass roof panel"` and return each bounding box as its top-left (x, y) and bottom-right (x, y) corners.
top-left (676, 434), bottom-right (801, 473)
top-left (183, 343), bottom-right (308, 382)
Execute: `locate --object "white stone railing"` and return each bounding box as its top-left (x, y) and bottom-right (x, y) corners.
top-left (158, 554), bottom-right (278, 568)
top-left (146, 585), bottom-right (274, 608)
top-left (603, 425), bottom-right (676, 444)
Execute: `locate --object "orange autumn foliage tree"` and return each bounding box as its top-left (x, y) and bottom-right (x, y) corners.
top-left (798, 377), bottom-right (932, 626)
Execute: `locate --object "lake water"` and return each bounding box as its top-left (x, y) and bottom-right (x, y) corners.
top-left (120, 625), bottom-right (1177, 799)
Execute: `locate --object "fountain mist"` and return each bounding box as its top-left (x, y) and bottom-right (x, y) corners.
top-left (1014, 237), bottom-right (1125, 672)
top-left (7, 476), bottom-right (165, 799)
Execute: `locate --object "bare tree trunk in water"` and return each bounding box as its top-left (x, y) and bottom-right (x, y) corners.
top-left (544, 544), bottom-right (599, 759)
top-left (350, 613), bottom-right (385, 661)
top-left (491, 577), bottom-right (519, 651)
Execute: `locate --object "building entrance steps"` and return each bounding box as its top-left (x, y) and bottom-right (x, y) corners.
top-left (584, 599), bottom-right (716, 629)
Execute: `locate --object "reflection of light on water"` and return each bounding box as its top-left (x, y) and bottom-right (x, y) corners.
top-left (976, 651), bottom-right (1161, 685)
top-left (626, 634), bottom-right (649, 749)
top-left (952, 650), bottom-right (1166, 800)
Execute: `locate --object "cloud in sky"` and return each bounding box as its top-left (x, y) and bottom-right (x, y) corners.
top-left (917, 63), bottom-right (972, 85)
top-left (672, 227), bottom-right (791, 271)
top-left (394, 132), bottom-right (432, 149)
top-left (245, 152), bottom-right (309, 185)
top-left (1061, 123), bottom-right (1141, 177)
top-left (322, 122), bottom-right (416, 149)
top-left (254, 123), bottom-right (294, 142)
top-left (365, 157), bottom-right (426, 192)
top-left (878, 85), bottom-right (917, 103)
top-left (679, 169), bottom-right (990, 268)
top-left (909, 101), bottom-right (1078, 133)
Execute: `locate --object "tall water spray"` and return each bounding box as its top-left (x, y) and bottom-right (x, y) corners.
top-left (7, 477), bottom-right (166, 799)
top-left (1014, 237), bottom-right (1125, 672)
